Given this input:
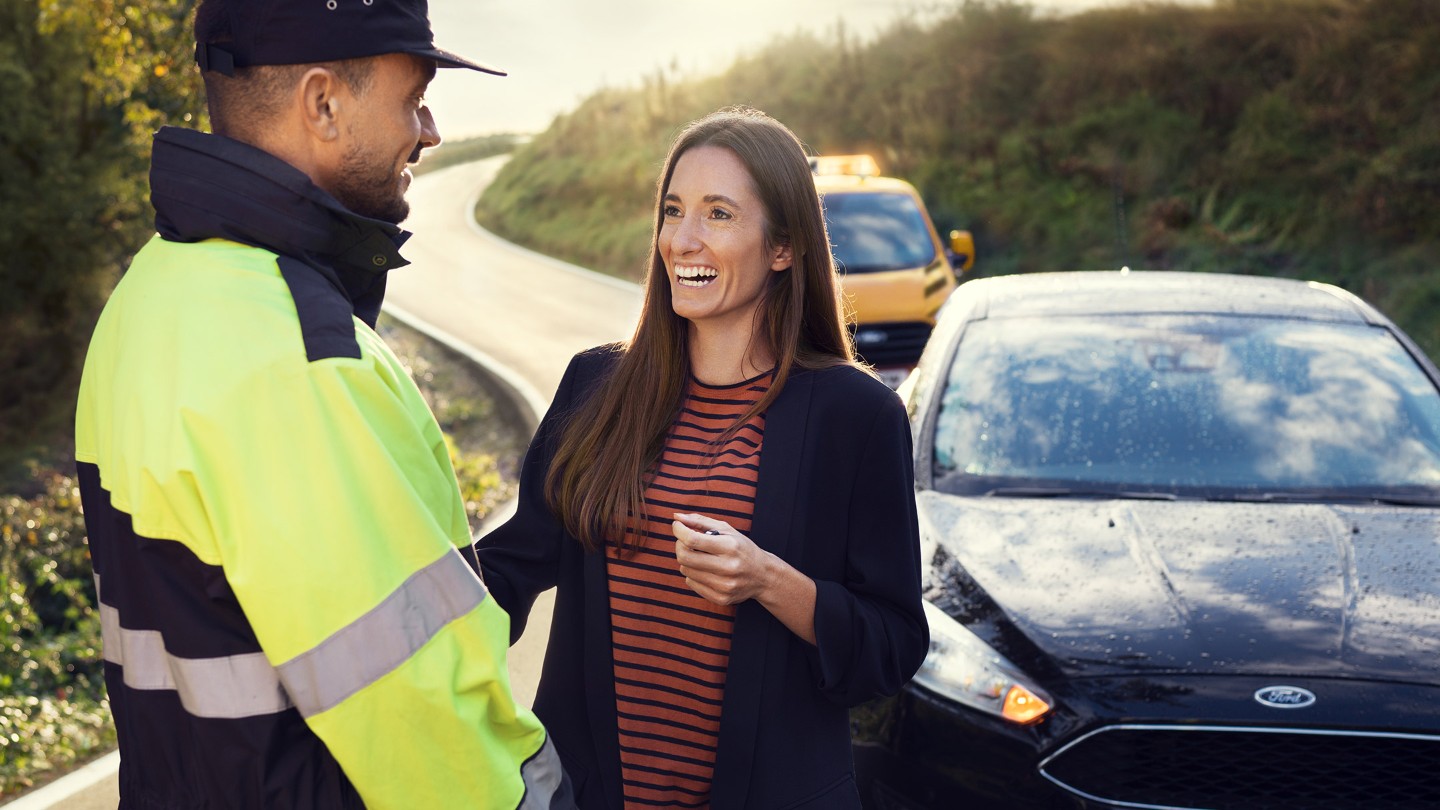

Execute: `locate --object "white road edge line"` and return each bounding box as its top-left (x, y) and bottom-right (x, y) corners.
top-left (382, 301), bottom-right (550, 427)
top-left (2, 751), bottom-right (119, 810)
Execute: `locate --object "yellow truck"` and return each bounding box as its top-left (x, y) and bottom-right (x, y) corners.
top-left (812, 155), bottom-right (974, 387)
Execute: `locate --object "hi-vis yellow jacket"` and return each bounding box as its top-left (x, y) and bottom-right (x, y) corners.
top-left (75, 127), bottom-right (566, 809)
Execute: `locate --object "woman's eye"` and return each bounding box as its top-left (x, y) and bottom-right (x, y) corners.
top-left (663, 204), bottom-right (682, 217)
top-left (710, 207), bottom-right (732, 220)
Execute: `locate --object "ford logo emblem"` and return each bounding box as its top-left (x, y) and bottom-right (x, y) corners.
top-left (855, 329), bottom-right (887, 346)
top-left (1254, 686), bottom-right (1317, 709)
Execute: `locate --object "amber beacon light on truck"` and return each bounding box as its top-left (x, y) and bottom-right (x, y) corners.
top-left (811, 154), bottom-right (975, 387)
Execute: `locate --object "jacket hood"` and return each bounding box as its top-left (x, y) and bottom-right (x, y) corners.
top-left (149, 126), bottom-right (410, 327)
top-left (919, 491), bottom-right (1440, 685)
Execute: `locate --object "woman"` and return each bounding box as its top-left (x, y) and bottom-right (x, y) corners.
top-left (476, 106), bottom-right (926, 809)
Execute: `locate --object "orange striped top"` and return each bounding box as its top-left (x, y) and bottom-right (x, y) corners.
top-left (605, 370), bottom-right (772, 809)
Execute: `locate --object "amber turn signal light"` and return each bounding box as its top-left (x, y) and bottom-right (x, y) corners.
top-left (1002, 684), bottom-right (1052, 725)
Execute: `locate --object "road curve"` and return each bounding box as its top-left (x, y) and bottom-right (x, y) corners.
top-left (388, 157), bottom-right (643, 398)
top-left (390, 156), bottom-right (644, 707)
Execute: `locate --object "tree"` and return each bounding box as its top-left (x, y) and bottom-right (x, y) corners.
top-left (0, 0), bottom-right (204, 481)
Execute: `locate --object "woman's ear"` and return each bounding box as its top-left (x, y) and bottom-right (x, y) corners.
top-left (770, 243), bottom-right (793, 272)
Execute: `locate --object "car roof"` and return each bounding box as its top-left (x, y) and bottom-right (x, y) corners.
top-left (968, 271), bottom-right (1377, 324)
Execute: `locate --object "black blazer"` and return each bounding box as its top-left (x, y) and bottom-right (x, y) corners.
top-left (476, 346), bottom-right (927, 810)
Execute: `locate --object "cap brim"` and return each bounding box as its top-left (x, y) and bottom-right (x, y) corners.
top-left (413, 46), bottom-right (506, 76)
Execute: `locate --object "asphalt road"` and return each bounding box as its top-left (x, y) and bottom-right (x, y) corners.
top-left (9, 157), bottom-right (641, 809)
top-left (390, 157), bottom-right (643, 401)
top-left (389, 156), bottom-right (644, 703)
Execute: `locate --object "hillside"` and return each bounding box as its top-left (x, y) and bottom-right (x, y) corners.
top-left (475, 0), bottom-right (1440, 358)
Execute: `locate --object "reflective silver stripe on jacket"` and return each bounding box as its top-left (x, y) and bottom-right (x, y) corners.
top-left (277, 549), bottom-right (488, 718)
top-left (95, 549), bottom-right (486, 721)
top-left (517, 736), bottom-right (567, 810)
top-left (96, 576), bottom-right (293, 719)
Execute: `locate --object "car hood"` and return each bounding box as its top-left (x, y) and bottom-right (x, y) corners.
top-left (841, 265), bottom-right (943, 323)
top-left (918, 491), bottom-right (1440, 684)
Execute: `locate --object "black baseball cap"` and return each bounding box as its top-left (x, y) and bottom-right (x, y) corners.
top-left (195, 0), bottom-right (504, 77)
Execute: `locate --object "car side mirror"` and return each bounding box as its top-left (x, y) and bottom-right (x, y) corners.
top-left (949, 230), bottom-right (976, 275)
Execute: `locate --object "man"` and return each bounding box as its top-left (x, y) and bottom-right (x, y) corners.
top-left (73, 1), bottom-right (571, 807)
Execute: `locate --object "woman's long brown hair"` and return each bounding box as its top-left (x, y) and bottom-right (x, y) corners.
top-left (544, 106), bottom-right (858, 551)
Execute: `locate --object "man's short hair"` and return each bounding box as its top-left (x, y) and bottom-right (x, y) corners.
top-left (194, 0), bottom-right (375, 140)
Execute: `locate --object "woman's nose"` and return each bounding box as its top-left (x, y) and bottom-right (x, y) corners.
top-left (671, 214), bottom-right (702, 253)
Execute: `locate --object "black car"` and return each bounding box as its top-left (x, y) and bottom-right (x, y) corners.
top-left (853, 271), bottom-right (1440, 810)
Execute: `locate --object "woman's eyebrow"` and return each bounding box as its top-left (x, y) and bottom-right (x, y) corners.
top-left (663, 193), bottom-right (743, 208)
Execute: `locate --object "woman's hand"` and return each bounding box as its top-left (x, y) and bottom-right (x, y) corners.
top-left (672, 512), bottom-right (817, 644)
top-left (671, 513), bottom-right (771, 605)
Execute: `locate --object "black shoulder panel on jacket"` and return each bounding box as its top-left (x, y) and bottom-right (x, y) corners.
top-left (276, 255), bottom-right (362, 362)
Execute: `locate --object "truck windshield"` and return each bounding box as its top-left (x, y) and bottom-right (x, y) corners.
top-left (822, 191), bottom-right (937, 274)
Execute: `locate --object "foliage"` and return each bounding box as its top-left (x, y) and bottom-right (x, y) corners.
top-left (444, 434), bottom-right (510, 532)
top-left (474, 84), bottom-right (674, 281)
top-left (0, 0), bottom-right (200, 794)
top-left (475, 0), bottom-right (1440, 360)
top-left (0, 0), bottom-right (205, 480)
top-left (0, 473), bottom-right (112, 798)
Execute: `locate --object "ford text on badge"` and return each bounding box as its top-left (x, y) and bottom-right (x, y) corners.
top-left (1254, 686), bottom-right (1317, 709)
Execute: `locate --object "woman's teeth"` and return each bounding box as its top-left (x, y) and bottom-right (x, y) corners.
top-left (676, 265), bottom-right (717, 287)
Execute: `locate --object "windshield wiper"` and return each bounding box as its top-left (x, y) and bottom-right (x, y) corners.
top-left (1214, 492), bottom-right (1440, 507)
top-left (1368, 495), bottom-right (1440, 507)
top-left (985, 487), bottom-right (1178, 501)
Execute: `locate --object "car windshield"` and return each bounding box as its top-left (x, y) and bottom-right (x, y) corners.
top-left (931, 314), bottom-right (1440, 499)
top-left (822, 191), bottom-right (937, 273)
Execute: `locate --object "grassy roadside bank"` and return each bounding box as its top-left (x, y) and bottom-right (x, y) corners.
top-left (0, 316), bottom-right (525, 800)
top-left (475, 0), bottom-right (1440, 361)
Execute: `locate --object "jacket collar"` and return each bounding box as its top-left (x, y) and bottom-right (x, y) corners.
top-left (148, 126), bottom-right (410, 327)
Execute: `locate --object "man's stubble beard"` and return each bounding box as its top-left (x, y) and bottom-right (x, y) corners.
top-left (333, 141), bottom-right (414, 225)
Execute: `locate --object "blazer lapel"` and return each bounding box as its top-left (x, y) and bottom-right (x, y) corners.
top-left (711, 370), bottom-right (814, 809)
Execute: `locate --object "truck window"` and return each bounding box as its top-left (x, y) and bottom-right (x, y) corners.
top-left (822, 191), bottom-right (937, 274)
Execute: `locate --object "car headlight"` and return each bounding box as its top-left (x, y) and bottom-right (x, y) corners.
top-left (915, 600), bottom-right (1054, 725)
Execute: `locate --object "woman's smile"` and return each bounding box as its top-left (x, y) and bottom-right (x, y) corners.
top-left (674, 263), bottom-right (719, 287)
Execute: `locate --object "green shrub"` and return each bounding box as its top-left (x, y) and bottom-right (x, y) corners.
top-left (445, 435), bottom-right (512, 532)
top-left (0, 473), bottom-right (113, 798)
top-left (0, 0), bottom-right (206, 475)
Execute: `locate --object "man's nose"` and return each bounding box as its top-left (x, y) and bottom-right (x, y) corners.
top-left (419, 106), bottom-right (441, 149)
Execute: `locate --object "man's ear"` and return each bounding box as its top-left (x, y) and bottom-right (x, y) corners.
top-left (297, 67), bottom-right (343, 142)
top-left (771, 242), bottom-right (794, 272)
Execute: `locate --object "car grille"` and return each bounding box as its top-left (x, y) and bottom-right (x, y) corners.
top-left (849, 321), bottom-right (933, 367)
top-left (1040, 724), bottom-right (1440, 809)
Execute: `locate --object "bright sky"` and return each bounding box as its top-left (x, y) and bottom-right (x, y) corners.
top-left (425, 0), bottom-right (1208, 139)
